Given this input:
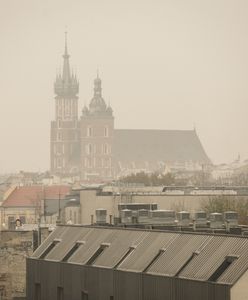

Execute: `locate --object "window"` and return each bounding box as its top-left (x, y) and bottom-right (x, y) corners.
top-left (114, 246), bottom-right (135, 268)
top-left (58, 132), bottom-right (62, 140)
top-left (175, 251), bottom-right (199, 277)
top-left (39, 240), bottom-right (60, 259)
top-left (87, 158), bottom-right (92, 168)
top-left (86, 144), bottom-right (93, 155)
top-left (35, 283), bottom-right (41, 300)
top-left (81, 291), bottom-right (88, 300)
top-left (103, 144), bottom-right (108, 155)
top-left (143, 249), bottom-right (166, 273)
top-left (104, 126), bottom-right (108, 137)
top-left (87, 127), bottom-right (92, 137)
top-left (57, 287), bottom-right (64, 300)
top-left (61, 242), bottom-right (83, 262)
top-left (208, 255), bottom-right (238, 282)
top-left (20, 216), bottom-right (26, 224)
top-left (86, 243), bottom-right (109, 265)
top-left (57, 158), bottom-right (62, 168)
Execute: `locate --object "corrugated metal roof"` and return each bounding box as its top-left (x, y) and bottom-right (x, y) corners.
top-left (148, 234), bottom-right (208, 276)
top-left (32, 225), bottom-right (248, 285)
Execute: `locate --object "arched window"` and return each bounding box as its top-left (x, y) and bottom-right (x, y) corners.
top-left (86, 144), bottom-right (93, 155)
top-left (58, 132), bottom-right (62, 140)
top-left (103, 144), bottom-right (108, 155)
top-left (87, 158), bottom-right (92, 168)
top-left (104, 126), bottom-right (108, 137)
top-left (87, 127), bottom-right (92, 137)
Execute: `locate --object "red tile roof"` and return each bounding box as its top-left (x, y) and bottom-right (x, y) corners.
top-left (2, 185), bottom-right (71, 207)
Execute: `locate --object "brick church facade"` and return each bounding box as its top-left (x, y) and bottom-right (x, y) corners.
top-left (50, 37), bottom-right (211, 181)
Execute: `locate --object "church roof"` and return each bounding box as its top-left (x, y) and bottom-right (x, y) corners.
top-left (113, 129), bottom-right (211, 164)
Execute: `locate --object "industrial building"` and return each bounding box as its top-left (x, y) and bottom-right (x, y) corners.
top-left (27, 225), bottom-right (248, 300)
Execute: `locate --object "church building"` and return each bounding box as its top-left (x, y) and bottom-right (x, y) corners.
top-left (50, 36), bottom-right (211, 181)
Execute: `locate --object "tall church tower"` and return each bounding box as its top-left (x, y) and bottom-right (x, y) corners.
top-left (80, 74), bottom-right (114, 180)
top-left (50, 33), bottom-right (80, 174)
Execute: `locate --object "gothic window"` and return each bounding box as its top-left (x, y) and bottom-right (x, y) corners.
top-left (57, 158), bottom-right (62, 168)
top-left (87, 127), bottom-right (92, 137)
top-left (87, 158), bottom-right (92, 168)
top-left (58, 132), bottom-right (62, 141)
top-left (104, 126), bottom-right (108, 137)
top-left (103, 144), bottom-right (108, 155)
top-left (86, 144), bottom-right (93, 155)
top-left (56, 144), bottom-right (62, 155)
top-left (105, 158), bottom-right (109, 168)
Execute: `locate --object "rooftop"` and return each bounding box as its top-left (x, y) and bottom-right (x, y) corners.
top-left (32, 225), bottom-right (248, 286)
top-left (2, 185), bottom-right (71, 207)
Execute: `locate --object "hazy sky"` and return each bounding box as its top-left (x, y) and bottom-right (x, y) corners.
top-left (0, 0), bottom-right (248, 173)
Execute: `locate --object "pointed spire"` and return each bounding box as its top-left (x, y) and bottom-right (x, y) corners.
top-left (94, 69), bottom-right (102, 97)
top-left (54, 33), bottom-right (79, 97)
top-left (62, 31), bottom-right (70, 83)
top-left (64, 31), bottom-right (68, 56)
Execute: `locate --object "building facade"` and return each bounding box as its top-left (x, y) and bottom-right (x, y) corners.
top-left (50, 37), bottom-right (211, 181)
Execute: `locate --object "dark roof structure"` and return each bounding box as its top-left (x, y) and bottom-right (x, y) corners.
top-left (31, 226), bottom-right (248, 285)
top-left (113, 129), bottom-right (211, 165)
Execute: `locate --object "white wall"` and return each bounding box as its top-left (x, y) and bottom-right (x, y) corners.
top-left (79, 190), bottom-right (212, 225)
top-left (230, 269), bottom-right (248, 300)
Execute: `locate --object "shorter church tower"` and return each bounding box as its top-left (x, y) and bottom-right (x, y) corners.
top-left (80, 74), bottom-right (114, 180)
top-left (50, 33), bottom-right (80, 174)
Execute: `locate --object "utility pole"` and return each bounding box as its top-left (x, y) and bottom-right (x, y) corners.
top-left (57, 188), bottom-right (61, 224)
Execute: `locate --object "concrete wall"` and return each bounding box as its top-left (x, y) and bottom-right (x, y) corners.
top-left (80, 190), bottom-right (114, 225)
top-left (64, 206), bottom-right (81, 224)
top-left (230, 269), bottom-right (248, 300)
top-left (0, 229), bottom-right (50, 300)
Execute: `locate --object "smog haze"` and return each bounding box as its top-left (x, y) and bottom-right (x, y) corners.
top-left (0, 0), bottom-right (248, 172)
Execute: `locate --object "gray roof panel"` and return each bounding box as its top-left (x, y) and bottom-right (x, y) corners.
top-left (113, 129), bottom-right (211, 164)
top-left (31, 225), bottom-right (248, 286)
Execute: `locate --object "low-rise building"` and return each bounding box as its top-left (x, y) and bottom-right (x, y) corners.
top-left (0, 185), bottom-right (71, 230)
top-left (27, 225), bottom-right (248, 300)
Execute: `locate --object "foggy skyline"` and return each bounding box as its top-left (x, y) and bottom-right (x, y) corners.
top-left (1, 0), bottom-right (248, 173)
